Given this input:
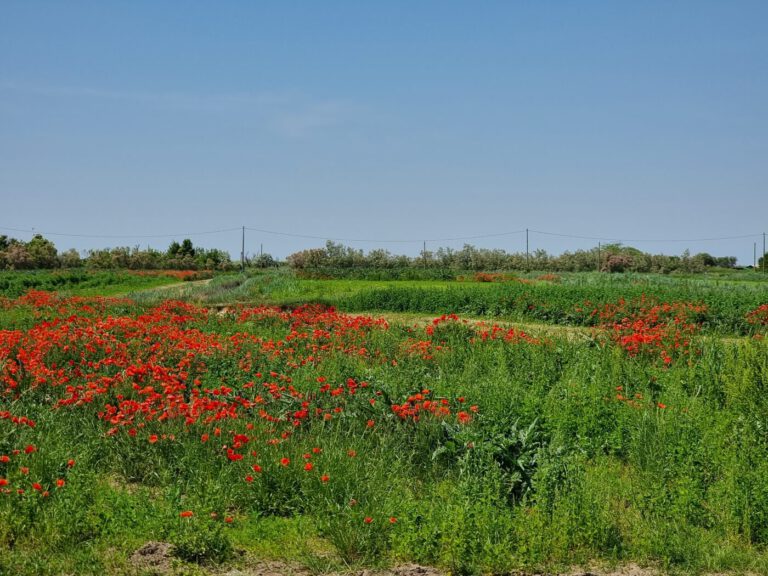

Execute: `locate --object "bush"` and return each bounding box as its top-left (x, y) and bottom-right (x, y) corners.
top-left (170, 517), bottom-right (233, 565)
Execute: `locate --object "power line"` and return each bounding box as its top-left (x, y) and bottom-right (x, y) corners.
top-left (0, 225), bottom-right (242, 239)
top-left (244, 226), bottom-right (526, 244)
top-left (1, 224), bottom-right (763, 246)
top-left (529, 229), bottom-right (760, 243)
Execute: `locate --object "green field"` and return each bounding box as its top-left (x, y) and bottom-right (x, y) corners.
top-left (1, 270), bottom-right (767, 575)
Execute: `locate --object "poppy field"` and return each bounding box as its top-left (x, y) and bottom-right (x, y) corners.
top-left (1, 275), bottom-right (768, 575)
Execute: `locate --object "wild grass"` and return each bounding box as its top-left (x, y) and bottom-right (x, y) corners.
top-left (1, 274), bottom-right (767, 574)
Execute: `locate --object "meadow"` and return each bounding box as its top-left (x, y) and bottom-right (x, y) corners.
top-left (1, 270), bottom-right (767, 575)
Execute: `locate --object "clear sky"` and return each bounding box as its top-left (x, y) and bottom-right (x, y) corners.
top-left (1, 1), bottom-right (767, 264)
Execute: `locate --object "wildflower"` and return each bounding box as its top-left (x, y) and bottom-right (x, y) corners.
top-left (364, 516), bottom-right (373, 524)
top-left (320, 474), bottom-right (330, 483)
top-left (56, 479), bottom-right (65, 488)
top-left (180, 510), bottom-right (194, 518)
top-left (148, 434), bottom-right (158, 444)
top-left (304, 462), bottom-right (314, 471)
top-left (280, 457), bottom-right (290, 467)
top-left (389, 517), bottom-right (397, 524)
top-left (24, 445), bottom-right (36, 454)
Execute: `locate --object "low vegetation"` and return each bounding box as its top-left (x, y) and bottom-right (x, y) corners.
top-left (0, 271), bottom-right (767, 575)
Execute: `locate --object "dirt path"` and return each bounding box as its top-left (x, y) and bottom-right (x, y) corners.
top-left (374, 311), bottom-right (595, 342)
top-left (133, 278), bottom-right (213, 298)
top-left (131, 542), bottom-right (754, 576)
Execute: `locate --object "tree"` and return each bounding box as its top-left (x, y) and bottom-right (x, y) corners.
top-left (59, 249), bottom-right (82, 268)
top-left (4, 243), bottom-right (33, 269)
top-left (26, 234), bottom-right (58, 268)
top-left (180, 239), bottom-right (195, 258)
top-left (252, 253), bottom-right (278, 268)
top-left (167, 241), bottom-right (181, 257)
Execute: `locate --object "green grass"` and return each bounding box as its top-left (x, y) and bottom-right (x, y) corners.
top-left (133, 269), bottom-right (768, 337)
top-left (0, 269), bottom-right (189, 298)
top-left (1, 273), bottom-right (767, 574)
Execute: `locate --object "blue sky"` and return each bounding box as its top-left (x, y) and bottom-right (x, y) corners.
top-left (1, 1), bottom-right (766, 264)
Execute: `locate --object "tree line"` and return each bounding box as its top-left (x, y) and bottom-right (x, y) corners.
top-left (0, 234), bottom-right (757, 273)
top-left (286, 241), bottom-right (747, 274)
top-left (0, 235), bottom-right (235, 270)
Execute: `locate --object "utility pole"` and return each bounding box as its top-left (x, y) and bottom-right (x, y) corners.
top-left (241, 226), bottom-right (245, 272)
top-left (525, 228), bottom-right (530, 271)
top-left (597, 242), bottom-right (601, 273)
top-left (755, 242), bottom-right (757, 269)
top-left (763, 232), bottom-right (766, 274)
top-left (423, 240), bottom-right (427, 269)
top-left (260, 243), bottom-right (263, 257)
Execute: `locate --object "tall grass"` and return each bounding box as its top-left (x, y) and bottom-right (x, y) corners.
top-left (1, 289), bottom-right (768, 574)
